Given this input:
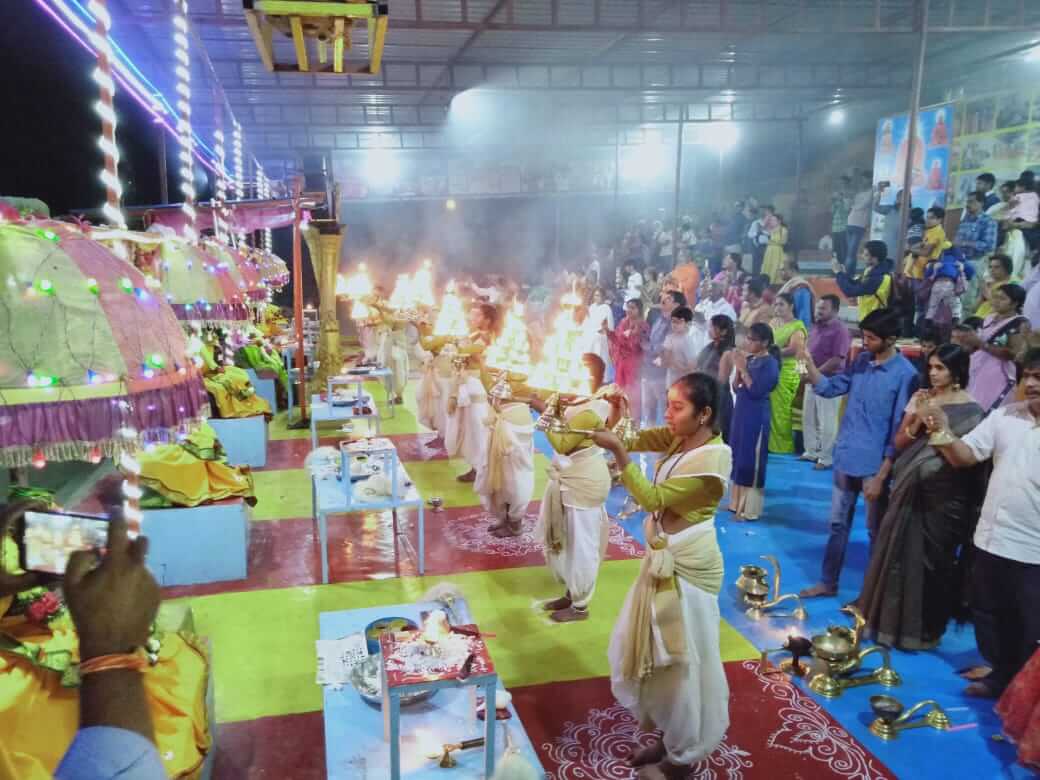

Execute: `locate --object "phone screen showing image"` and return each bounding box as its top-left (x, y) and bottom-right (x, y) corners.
top-left (22, 511), bottom-right (109, 575)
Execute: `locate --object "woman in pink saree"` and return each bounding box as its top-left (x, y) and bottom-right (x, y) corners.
top-left (605, 298), bottom-right (648, 415)
top-left (965, 284), bottom-right (1031, 412)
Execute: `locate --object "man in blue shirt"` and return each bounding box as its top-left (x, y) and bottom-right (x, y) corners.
top-left (796, 308), bottom-right (919, 598)
top-left (954, 191), bottom-right (999, 312)
top-left (974, 172), bottom-right (1001, 211)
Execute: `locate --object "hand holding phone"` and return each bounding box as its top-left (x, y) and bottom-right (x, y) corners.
top-left (0, 502), bottom-right (58, 598)
top-left (65, 516), bottom-right (159, 660)
top-left (22, 509), bottom-right (110, 575)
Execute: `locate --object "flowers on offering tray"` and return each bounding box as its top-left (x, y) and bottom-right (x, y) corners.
top-left (527, 291), bottom-right (591, 397)
top-left (432, 280), bottom-right (468, 338)
top-left (381, 610), bottom-right (493, 684)
top-left (485, 299), bottom-right (531, 376)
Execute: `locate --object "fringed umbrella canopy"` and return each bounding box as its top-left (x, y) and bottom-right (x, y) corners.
top-left (92, 230), bottom-right (249, 328)
top-left (0, 221), bottom-right (208, 468)
top-left (256, 250), bottom-right (289, 289)
top-left (204, 241), bottom-right (267, 303)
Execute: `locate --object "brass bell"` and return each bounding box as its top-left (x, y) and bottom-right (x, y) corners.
top-left (488, 371), bottom-right (513, 403)
top-left (612, 413), bottom-right (637, 449)
top-left (534, 393), bottom-right (562, 433)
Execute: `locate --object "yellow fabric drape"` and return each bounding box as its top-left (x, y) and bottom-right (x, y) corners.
top-left (619, 516), bottom-right (725, 681)
top-left (0, 626), bottom-right (211, 780)
top-left (138, 424), bottom-right (256, 507)
top-left (200, 344), bottom-right (272, 420)
top-left (616, 440), bottom-right (730, 680)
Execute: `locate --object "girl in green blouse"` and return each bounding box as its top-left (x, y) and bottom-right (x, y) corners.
top-left (591, 373), bottom-right (732, 780)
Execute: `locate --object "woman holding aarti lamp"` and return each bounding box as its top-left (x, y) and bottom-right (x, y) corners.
top-left (590, 372), bottom-right (732, 780)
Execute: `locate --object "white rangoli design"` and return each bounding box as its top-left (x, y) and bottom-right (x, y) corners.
top-left (743, 660), bottom-right (891, 780)
top-left (441, 512), bottom-right (644, 559)
top-left (542, 703), bottom-right (752, 779)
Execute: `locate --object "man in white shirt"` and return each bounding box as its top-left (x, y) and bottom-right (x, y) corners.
top-left (923, 347), bottom-right (1040, 698)
top-left (694, 280), bottom-right (738, 322)
top-left (845, 171), bottom-right (874, 277)
top-left (624, 261), bottom-right (644, 303)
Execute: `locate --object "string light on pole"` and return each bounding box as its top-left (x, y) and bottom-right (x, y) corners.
top-left (88, 0), bottom-right (126, 234)
top-left (212, 126), bottom-right (231, 244)
top-left (257, 167), bottom-right (273, 252)
top-left (232, 120), bottom-right (246, 247)
top-left (173, 0), bottom-right (197, 242)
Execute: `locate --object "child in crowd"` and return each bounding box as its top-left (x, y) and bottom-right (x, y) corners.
top-left (1006, 178), bottom-right (1040, 224)
top-left (659, 305), bottom-right (700, 386)
top-left (921, 206), bottom-right (974, 323)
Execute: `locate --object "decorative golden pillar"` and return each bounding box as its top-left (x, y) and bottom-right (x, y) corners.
top-left (302, 221), bottom-right (346, 392)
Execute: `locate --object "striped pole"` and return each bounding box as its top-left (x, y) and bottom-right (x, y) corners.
top-left (232, 120), bottom-right (247, 247)
top-left (213, 126), bottom-right (231, 244)
top-left (173, 0), bottom-right (197, 241)
top-left (88, 0), bottom-right (125, 230)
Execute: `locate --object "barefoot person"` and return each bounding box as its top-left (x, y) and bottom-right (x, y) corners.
top-left (445, 302), bottom-right (499, 482)
top-left (474, 379), bottom-right (536, 539)
top-left (592, 373), bottom-right (732, 779)
top-left (526, 355), bottom-right (614, 623)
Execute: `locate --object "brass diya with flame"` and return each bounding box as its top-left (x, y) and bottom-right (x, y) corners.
top-left (734, 555), bottom-right (808, 621)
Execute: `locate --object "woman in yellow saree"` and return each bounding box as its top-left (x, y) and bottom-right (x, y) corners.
top-left (767, 293), bottom-right (808, 454)
top-left (761, 216), bottom-right (790, 284)
top-left (591, 373), bottom-right (731, 780)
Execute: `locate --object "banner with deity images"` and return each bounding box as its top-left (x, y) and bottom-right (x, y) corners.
top-left (947, 91), bottom-right (1040, 207)
top-left (870, 104), bottom-right (952, 239)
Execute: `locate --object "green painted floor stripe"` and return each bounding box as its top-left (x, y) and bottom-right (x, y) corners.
top-left (172, 561), bottom-right (759, 723)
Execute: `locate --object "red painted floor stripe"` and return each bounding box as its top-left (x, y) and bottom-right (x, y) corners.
top-left (161, 503), bottom-right (643, 599)
top-left (213, 711), bottom-right (325, 779)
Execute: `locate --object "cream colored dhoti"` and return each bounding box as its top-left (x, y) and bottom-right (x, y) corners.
top-left (444, 373), bottom-right (489, 471)
top-left (608, 520), bottom-right (730, 765)
top-left (474, 402), bottom-right (535, 522)
top-left (536, 447), bottom-right (611, 609)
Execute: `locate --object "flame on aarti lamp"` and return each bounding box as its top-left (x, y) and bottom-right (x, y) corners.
top-left (411, 259), bottom-right (434, 301)
top-left (350, 299), bottom-right (373, 321)
top-left (528, 299), bottom-right (591, 396)
top-left (432, 280), bottom-right (468, 338)
top-left (388, 273), bottom-right (417, 311)
top-left (337, 265), bottom-right (373, 299)
top-left (485, 299), bottom-right (531, 375)
top-left (560, 278), bottom-right (582, 308)
top-left (421, 609), bottom-right (451, 644)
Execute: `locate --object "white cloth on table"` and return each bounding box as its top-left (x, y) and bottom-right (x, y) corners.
top-left (608, 519), bottom-right (730, 766)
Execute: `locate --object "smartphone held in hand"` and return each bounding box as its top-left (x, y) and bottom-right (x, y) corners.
top-left (22, 510), bottom-right (110, 575)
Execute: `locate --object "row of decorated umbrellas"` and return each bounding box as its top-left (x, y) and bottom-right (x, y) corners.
top-left (0, 212), bottom-right (289, 469)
